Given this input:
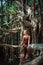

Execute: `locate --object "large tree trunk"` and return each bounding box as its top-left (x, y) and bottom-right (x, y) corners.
top-left (38, 0), bottom-right (43, 43)
top-left (32, 0), bottom-right (36, 43)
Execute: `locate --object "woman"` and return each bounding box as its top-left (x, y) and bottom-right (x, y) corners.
top-left (20, 30), bottom-right (30, 61)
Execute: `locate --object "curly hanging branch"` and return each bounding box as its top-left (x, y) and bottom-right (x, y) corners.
top-left (27, 8), bottom-right (38, 31)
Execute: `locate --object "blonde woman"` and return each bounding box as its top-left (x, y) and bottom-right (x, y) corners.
top-left (20, 30), bottom-right (30, 61)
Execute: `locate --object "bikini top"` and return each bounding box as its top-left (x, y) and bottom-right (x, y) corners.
top-left (23, 36), bottom-right (28, 44)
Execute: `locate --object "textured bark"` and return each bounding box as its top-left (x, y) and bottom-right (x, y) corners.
top-left (23, 0), bottom-right (27, 15)
top-left (37, 0), bottom-right (43, 43)
top-left (32, 0), bottom-right (35, 16)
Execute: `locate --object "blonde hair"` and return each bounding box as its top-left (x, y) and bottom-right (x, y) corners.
top-left (23, 30), bottom-right (30, 35)
top-left (23, 30), bottom-right (28, 35)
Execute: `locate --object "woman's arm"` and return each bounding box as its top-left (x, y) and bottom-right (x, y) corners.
top-left (28, 35), bottom-right (30, 46)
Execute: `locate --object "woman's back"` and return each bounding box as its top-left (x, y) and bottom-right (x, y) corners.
top-left (23, 35), bottom-right (29, 44)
